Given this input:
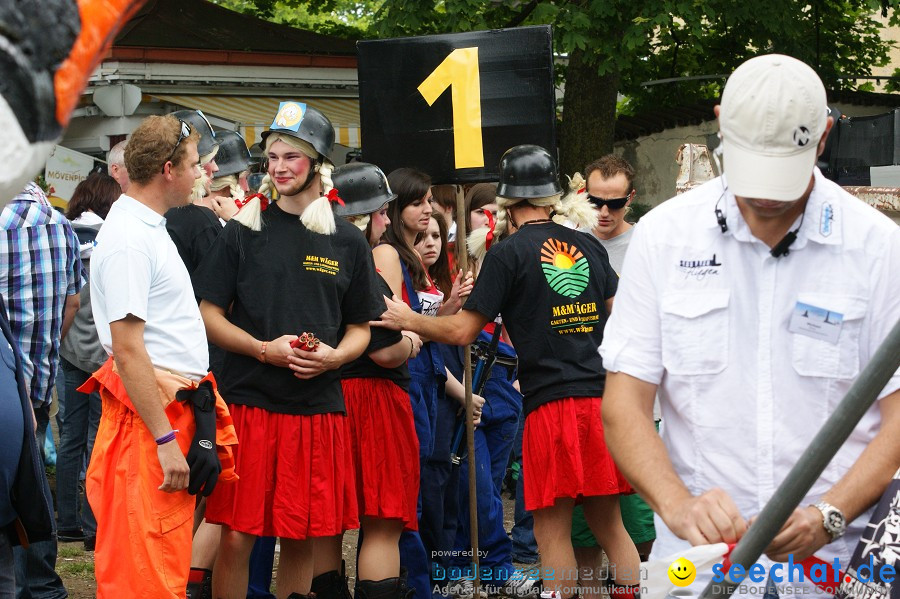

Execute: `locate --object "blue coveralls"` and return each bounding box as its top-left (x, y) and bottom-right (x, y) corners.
top-left (398, 263), bottom-right (448, 599)
top-left (444, 330), bottom-right (522, 584)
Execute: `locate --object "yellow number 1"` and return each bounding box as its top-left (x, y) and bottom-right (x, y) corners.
top-left (418, 47), bottom-right (484, 169)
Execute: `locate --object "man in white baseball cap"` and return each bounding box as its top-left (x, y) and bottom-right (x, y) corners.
top-left (600, 53), bottom-right (900, 598)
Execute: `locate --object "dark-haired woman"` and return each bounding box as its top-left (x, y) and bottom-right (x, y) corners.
top-left (372, 168), bottom-right (473, 599)
top-left (56, 172), bottom-right (121, 548)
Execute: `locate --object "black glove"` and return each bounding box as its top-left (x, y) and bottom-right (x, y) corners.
top-left (176, 381), bottom-right (221, 496)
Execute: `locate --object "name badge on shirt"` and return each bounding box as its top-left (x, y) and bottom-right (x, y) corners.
top-left (788, 301), bottom-right (844, 344)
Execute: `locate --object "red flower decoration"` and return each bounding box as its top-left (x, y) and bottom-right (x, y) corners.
top-left (484, 209), bottom-right (496, 251)
top-left (234, 193), bottom-right (269, 211)
top-left (326, 188), bottom-right (345, 206)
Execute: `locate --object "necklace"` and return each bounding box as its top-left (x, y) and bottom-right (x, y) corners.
top-left (520, 218), bottom-right (553, 227)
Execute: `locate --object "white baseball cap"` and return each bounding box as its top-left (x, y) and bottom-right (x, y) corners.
top-left (719, 54), bottom-right (828, 201)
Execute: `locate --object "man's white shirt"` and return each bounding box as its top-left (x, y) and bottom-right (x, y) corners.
top-left (91, 195), bottom-right (209, 380)
top-left (600, 169), bottom-right (900, 589)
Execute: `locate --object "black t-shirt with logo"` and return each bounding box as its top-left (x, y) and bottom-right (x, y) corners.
top-left (341, 274), bottom-right (410, 391)
top-left (193, 202), bottom-right (384, 415)
top-left (463, 222), bottom-right (617, 415)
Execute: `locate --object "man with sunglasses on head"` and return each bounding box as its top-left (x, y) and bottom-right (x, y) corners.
top-left (581, 155), bottom-right (636, 274)
top-left (83, 114), bottom-right (238, 599)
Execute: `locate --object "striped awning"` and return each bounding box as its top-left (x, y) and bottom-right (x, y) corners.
top-left (151, 94), bottom-right (361, 148)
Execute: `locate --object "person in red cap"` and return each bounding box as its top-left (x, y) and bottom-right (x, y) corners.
top-left (194, 102), bottom-right (384, 599)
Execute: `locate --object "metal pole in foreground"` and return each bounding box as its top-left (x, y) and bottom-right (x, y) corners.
top-left (699, 316), bottom-right (900, 599)
top-left (455, 184), bottom-right (481, 594)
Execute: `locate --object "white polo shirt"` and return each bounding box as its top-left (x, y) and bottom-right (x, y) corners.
top-left (91, 195), bottom-right (208, 381)
top-left (600, 169), bottom-right (900, 572)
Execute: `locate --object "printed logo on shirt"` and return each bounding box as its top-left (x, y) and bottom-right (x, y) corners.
top-left (540, 239), bottom-right (590, 298)
top-left (820, 203), bottom-right (834, 237)
top-left (302, 254), bottom-right (339, 276)
top-left (676, 253), bottom-right (722, 280)
top-left (550, 300), bottom-right (599, 334)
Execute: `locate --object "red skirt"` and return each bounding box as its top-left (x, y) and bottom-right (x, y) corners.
top-left (205, 404), bottom-right (358, 539)
top-left (523, 396), bottom-right (632, 511)
top-left (342, 377), bottom-right (419, 531)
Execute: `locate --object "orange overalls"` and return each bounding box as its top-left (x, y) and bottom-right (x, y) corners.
top-left (80, 358), bottom-right (238, 599)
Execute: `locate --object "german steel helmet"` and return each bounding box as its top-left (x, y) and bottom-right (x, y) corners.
top-left (212, 130), bottom-right (251, 178)
top-left (260, 101), bottom-right (335, 161)
top-left (496, 144), bottom-right (562, 199)
top-left (171, 109), bottom-right (219, 158)
top-left (331, 162), bottom-right (397, 218)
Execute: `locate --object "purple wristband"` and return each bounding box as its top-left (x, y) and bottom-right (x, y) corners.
top-left (155, 430), bottom-right (179, 445)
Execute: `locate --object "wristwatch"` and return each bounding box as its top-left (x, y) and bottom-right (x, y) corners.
top-left (813, 501), bottom-right (847, 542)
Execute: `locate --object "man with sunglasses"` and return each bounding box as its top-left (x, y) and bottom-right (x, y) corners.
top-left (84, 114), bottom-right (238, 599)
top-left (581, 155), bottom-right (636, 274)
top-left (572, 155), bottom-right (656, 598)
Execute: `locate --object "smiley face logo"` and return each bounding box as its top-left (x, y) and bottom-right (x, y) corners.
top-left (667, 558), bottom-right (696, 587)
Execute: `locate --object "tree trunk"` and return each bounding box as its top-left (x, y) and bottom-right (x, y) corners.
top-left (558, 48), bottom-right (620, 180)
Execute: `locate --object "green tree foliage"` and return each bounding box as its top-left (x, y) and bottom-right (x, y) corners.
top-left (214, 0), bottom-right (900, 177)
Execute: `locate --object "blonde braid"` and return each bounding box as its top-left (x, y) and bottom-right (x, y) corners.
top-left (231, 173), bottom-right (272, 231)
top-left (555, 184), bottom-right (598, 231)
top-left (347, 214), bottom-right (370, 232)
top-left (210, 175), bottom-right (246, 202)
top-left (190, 171), bottom-right (209, 203)
top-left (300, 160), bottom-right (338, 235)
top-left (467, 196), bottom-right (520, 261)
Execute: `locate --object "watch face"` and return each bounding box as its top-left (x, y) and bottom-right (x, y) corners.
top-left (826, 511), bottom-right (845, 529)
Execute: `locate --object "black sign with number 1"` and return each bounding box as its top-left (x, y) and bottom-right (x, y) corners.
top-left (357, 25), bottom-right (556, 184)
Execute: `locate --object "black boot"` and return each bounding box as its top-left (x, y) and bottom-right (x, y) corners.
top-left (398, 567), bottom-right (415, 599)
top-left (186, 567), bottom-right (212, 599)
top-left (355, 577), bottom-right (400, 599)
top-left (311, 564), bottom-right (353, 599)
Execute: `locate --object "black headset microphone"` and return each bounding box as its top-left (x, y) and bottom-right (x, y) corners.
top-left (714, 191), bottom-right (804, 259)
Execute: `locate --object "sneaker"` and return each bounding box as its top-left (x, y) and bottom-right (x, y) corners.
top-left (539, 592), bottom-right (561, 599)
top-left (447, 579), bottom-right (488, 599)
top-left (501, 569), bottom-right (541, 597)
top-left (83, 536), bottom-right (96, 551)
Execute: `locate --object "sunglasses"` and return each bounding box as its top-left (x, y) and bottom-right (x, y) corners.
top-left (587, 195), bottom-right (629, 210)
top-left (161, 119), bottom-right (192, 174)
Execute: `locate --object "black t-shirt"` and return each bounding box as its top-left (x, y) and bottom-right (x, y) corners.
top-left (463, 222), bottom-right (617, 415)
top-left (165, 204), bottom-right (226, 376)
top-left (193, 202), bottom-right (385, 415)
top-left (164, 205), bottom-right (222, 290)
top-left (341, 274), bottom-right (410, 391)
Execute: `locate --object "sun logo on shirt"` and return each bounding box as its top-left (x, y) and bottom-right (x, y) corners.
top-left (540, 239), bottom-right (590, 298)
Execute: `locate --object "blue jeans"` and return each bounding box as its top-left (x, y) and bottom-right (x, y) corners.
top-left (1, 529), bottom-right (14, 599)
top-left (510, 414), bottom-right (537, 564)
top-left (13, 429), bottom-right (66, 599)
top-left (55, 359), bottom-right (100, 536)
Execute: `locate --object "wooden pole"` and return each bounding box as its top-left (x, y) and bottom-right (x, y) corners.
top-left (454, 183), bottom-right (480, 593)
